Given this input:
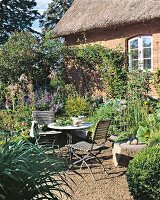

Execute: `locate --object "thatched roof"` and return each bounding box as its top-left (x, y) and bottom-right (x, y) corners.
top-left (53, 0), bottom-right (160, 37)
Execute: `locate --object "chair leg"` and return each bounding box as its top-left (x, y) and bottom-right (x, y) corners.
top-left (69, 149), bottom-right (109, 180)
top-left (80, 160), bottom-right (85, 170)
top-left (69, 157), bottom-right (84, 170)
top-left (69, 152), bottom-right (96, 180)
top-left (82, 159), bottom-right (95, 180)
top-left (95, 156), bottom-right (106, 172)
top-left (35, 136), bottom-right (40, 146)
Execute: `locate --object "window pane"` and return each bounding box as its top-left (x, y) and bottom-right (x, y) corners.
top-left (131, 49), bottom-right (138, 59)
top-left (130, 39), bottom-right (138, 49)
top-left (128, 36), bottom-right (152, 71)
top-left (144, 59), bottom-right (151, 69)
top-left (132, 60), bottom-right (139, 69)
top-left (143, 38), bottom-right (151, 47)
top-left (143, 48), bottom-right (151, 58)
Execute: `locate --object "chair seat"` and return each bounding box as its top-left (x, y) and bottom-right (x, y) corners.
top-left (70, 141), bottom-right (102, 151)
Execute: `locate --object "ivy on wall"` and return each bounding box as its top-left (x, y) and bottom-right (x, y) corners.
top-left (60, 44), bottom-right (127, 99)
top-left (153, 70), bottom-right (160, 98)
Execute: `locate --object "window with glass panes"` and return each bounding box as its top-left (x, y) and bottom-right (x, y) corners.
top-left (128, 36), bottom-right (152, 71)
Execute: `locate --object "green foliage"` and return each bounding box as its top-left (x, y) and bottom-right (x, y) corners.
top-left (41, 0), bottom-right (73, 31)
top-left (153, 69), bottom-right (160, 98)
top-left (0, 81), bottom-right (6, 108)
top-left (0, 32), bottom-right (65, 87)
top-left (65, 95), bottom-right (92, 117)
top-left (100, 47), bottom-right (127, 98)
top-left (133, 107), bottom-right (160, 143)
top-left (0, 32), bottom-right (40, 84)
top-left (89, 99), bottom-right (130, 138)
top-left (148, 131), bottom-right (160, 146)
top-left (122, 70), bottom-right (153, 140)
top-left (0, 106), bottom-right (33, 139)
top-left (90, 95), bottom-right (158, 142)
top-left (55, 117), bottom-right (73, 126)
top-left (126, 145), bottom-right (160, 200)
top-left (90, 99), bottom-right (117, 124)
top-left (39, 34), bottom-right (66, 86)
top-left (124, 100), bottom-right (149, 136)
top-left (136, 125), bottom-right (149, 143)
top-left (1, 32), bottom-right (156, 145)
top-left (61, 44), bottom-right (105, 96)
top-left (0, 140), bottom-right (70, 200)
top-left (0, 33), bottom-right (126, 100)
top-left (145, 108), bottom-right (160, 145)
top-left (59, 44), bottom-right (126, 98)
top-left (127, 70), bottom-right (151, 99)
top-left (0, 74), bottom-right (35, 141)
top-left (0, 0), bottom-right (40, 44)
top-left (49, 71), bottom-right (66, 104)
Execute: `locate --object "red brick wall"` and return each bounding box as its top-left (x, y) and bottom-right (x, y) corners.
top-left (65, 19), bottom-right (160, 98)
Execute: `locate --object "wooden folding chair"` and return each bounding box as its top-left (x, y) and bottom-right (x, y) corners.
top-left (68, 120), bottom-right (111, 180)
top-left (32, 111), bottom-right (61, 149)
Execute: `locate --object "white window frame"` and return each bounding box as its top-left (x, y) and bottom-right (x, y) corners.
top-left (128, 36), bottom-right (153, 72)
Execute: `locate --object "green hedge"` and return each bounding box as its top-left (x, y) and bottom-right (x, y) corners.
top-left (126, 145), bottom-right (160, 200)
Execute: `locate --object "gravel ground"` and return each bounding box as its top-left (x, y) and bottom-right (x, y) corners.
top-left (60, 142), bottom-right (134, 200)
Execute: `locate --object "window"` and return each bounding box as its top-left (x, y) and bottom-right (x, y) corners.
top-left (128, 36), bottom-right (152, 71)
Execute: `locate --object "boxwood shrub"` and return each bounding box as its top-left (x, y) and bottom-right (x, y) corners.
top-left (126, 145), bottom-right (160, 200)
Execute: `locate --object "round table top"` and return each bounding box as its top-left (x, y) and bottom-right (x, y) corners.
top-left (48, 122), bottom-right (92, 130)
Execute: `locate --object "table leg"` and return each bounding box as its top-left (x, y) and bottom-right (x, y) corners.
top-left (64, 130), bottom-right (74, 163)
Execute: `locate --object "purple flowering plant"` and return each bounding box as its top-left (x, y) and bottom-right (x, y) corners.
top-left (35, 88), bottom-right (63, 112)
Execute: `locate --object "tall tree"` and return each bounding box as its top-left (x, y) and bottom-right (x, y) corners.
top-left (40, 0), bottom-right (73, 31)
top-left (0, 0), bottom-right (40, 44)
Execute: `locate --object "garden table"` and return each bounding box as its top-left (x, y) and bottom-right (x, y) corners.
top-left (48, 122), bottom-right (92, 144)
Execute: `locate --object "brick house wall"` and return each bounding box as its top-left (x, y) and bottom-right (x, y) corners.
top-left (65, 19), bottom-right (160, 97)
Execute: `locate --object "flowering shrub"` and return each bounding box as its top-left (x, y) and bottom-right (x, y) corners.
top-left (35, 89), bottom-right (53, 111)
top-left (0, 106), bottom-right (33, 143)
top-left (65, 95), bottom-right (92, 117)
top-left (4, 74), bottom-right (35, 110)
top-left (0, 75), bottom-right (35, 143)
top-left (34, 88), bottom-right (64, 112)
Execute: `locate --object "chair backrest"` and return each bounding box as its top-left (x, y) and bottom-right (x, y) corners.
top-left (92, 120), bottom-right (111, 146)
top-left (32, 111), bottom-right (55, 125)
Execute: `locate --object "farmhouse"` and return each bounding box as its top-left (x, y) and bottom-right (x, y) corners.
top-left (54, 0), bottom-right (160, 97)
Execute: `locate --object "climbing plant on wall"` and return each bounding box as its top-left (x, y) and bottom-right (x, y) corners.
top-left (60, 44), bottom-right (127, 99)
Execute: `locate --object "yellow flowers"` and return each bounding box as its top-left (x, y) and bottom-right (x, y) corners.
top-left (144, 101), bottom-right (148, 105)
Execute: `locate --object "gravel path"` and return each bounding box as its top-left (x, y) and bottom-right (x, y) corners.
top-left (61, 142), bottom-right (134, 200)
